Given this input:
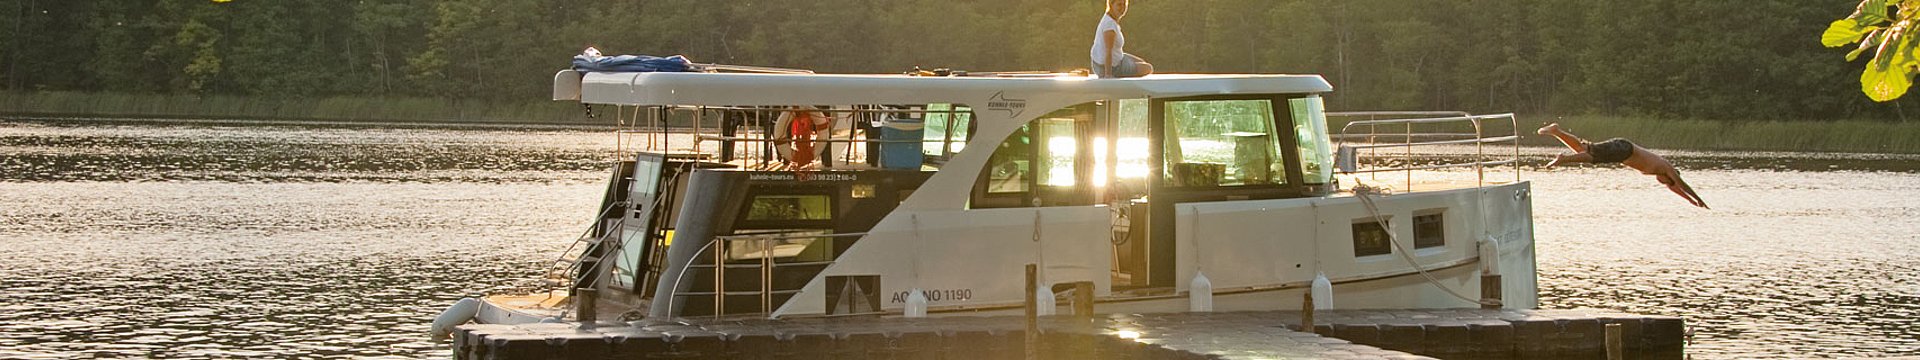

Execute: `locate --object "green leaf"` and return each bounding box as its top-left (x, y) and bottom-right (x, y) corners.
top-left (1848, 28), bottom-right (1886, 61)
top-left (1861, 0), bottom-right (1891, 24)
top-left (1862, 33), bottom-right (1918, 102)
top-left (1862, 64), bottom-right (1910, 101)
top-left (1824, 19), bottom-right (1869, 47)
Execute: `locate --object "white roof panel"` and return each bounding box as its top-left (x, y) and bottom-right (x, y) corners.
top-left (556, 70), bottom-right (1332, 106)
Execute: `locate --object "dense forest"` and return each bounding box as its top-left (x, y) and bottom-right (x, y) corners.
top-left (0, 0), bottom-right (1905, 121)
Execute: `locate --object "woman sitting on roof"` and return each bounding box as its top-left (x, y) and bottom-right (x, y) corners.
top-left (1091, 0), bottom-right (1154, 78)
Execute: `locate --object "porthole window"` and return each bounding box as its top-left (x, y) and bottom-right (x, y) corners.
top-left (1351, 216), bottom-right (1391, 257)
top-left (1413, 210), bottom-right (1445, 249)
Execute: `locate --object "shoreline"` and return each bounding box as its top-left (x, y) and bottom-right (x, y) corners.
top-left (12, 114), bottom-right (1919, 157)
top-left (0, 114), bottom-right (616, 131)
top-left (6, 90), bottom-right (1917, 154)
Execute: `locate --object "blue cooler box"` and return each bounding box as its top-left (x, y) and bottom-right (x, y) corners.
top-left (879, 116), bottom-right (925, 170)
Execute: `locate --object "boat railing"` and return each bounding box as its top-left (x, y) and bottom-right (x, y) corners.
top-left (540, 202), bottom-right (629, 296)
top-left (666, 231), bottom-right (868, 318)
top-left (1330, 111), bottom-right (1522, 189)
top-left (605, 104), bottom-right (974, 170)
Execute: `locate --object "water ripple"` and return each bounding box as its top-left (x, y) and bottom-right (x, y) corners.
top-left (3, 118), bottom-right (1918, 358)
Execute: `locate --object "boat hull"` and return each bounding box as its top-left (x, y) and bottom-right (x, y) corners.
top-left (728, 181), bottom-right (1538, 318)
top-left (911, 256), bottom-right (1486, 318)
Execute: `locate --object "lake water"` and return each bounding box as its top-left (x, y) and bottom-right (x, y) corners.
top-left (1, 119), bottom-right (1916, 358)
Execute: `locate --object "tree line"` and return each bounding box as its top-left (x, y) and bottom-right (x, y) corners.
top-left (1, 0), bottom-right (1905, 121)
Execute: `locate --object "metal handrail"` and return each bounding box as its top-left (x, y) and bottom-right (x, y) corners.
top-left (653, 105), bottom-right (972, 114)
top-left (1332, 112), bottom-right (1522, 189)
top-left (540, 202), bottom-right (628, 295)
top-left (1331, 132), bottom-right (1483, 139)
top-left (572, 216), bottom-right (628, 285)
top-left (560, 160), bottom-right (688, 321)
top-left (714, 232), bottom-right (872, 241)
top-left (695, 134), bottom-right (956, 144)
top-left (1341, 159), bottom-right (1518, 174)
top-left (1328, 111), bottom-right (1470, 118)
top-left (1338, 135), bottom-right (1520, 150)
top-left (663, 231), bottom-right (868, 318)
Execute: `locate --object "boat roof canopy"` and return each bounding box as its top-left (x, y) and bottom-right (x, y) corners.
top-left (554, 70), bottom-right (1333, 107)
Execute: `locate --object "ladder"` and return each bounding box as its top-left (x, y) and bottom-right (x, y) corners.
top-left (543, 203), bottom-right (628, 293)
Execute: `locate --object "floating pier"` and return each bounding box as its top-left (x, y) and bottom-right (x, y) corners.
top-left (452, 308), bottom-right (1684, 359)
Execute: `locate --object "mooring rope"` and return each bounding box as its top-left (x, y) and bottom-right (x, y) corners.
top-left (1350, 182), bottom-right (1501, 307)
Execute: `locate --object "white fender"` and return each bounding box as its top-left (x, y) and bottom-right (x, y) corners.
top-left (429, 297), bottom-right (480, 341)
top-left (904, 288), bottom-right (929, 318)
top-left (1189, 271), bottom-right (1213, 312)
top-left (1035, 283), bottom-right (1057, 316)
top-left (1311, 272), bottom-right (1333, 310)
top-left (1479, 236), bottom-right (1503, 276)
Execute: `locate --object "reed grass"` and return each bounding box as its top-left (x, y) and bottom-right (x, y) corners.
top-left (0, 91), bottom-right (593, 125)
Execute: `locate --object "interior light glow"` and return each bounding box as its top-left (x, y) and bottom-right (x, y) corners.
top-left (1047, 136), bottom-right (1077, 186)
top-left (1092, 136), bottom-right (1108, 187)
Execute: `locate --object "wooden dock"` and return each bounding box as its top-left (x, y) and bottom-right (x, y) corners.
top-left (451, 308), bottom-right (1684, 359)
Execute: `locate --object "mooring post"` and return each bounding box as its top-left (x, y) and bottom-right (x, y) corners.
top-left (576, 288), bottom-right (598, 328)
top-left (1605, 323), bottom-right (1623, 360)
top-left (1302, 291), bottom-right (1315, 332)
top-left (1072, 281), bottom-right (1094, 319)
top-left (1480, 274), bottom-right (1503, 309)
top-left (1024, 264), bottom-right (1039, 360)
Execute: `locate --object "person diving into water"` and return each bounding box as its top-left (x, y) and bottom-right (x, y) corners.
top-left (1538, 123), bottom-right (1709, 209)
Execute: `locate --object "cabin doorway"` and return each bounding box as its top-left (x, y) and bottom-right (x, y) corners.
top-left (1101, 99), bottom-right (1157, 289)
top-left (1132, 95), bottom-right (1315, 289)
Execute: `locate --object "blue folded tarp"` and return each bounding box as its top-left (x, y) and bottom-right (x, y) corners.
top-left (571, 54), bottom-right (694, 73)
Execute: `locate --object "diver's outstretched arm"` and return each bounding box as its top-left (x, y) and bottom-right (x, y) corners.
top-left (1546, 152), bottom-right (1592, 168)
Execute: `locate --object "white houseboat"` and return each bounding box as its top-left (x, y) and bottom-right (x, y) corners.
top-left (436, 67), bottom-right (1537, 334)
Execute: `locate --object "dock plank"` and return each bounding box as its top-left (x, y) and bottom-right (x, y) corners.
top-left (452, 308), bottom-right (1684, 359)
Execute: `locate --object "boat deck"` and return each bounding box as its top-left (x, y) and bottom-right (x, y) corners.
top-left (452, 308), bottom-right (1682, 359)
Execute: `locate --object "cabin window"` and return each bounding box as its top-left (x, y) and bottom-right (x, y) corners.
top-left (1289, 96), bottom-right (1334, 185)
top-left (983, 126), bottom-right (1033, 195)
top-left (1413, 211), bottom-right (1445, 249)
top-left (725, 229), bottom-right (834, 262)
top-left (611, 226), bottom-right (646, 289)
top-left (923, 103), bottom-right (973, 158)
top-left (629, 159), bottom-right (663, 214)
top-left (1162, 99), bottom-right (1289, 187)
top-left (1037, 118), bottom-right (1080, 187)
top-left (1093, 99), bottom-right (1153, 208)
top-left (745, 194), bottom-right (833, 221)
top-left (1352, 216), bottom-right (1392, 257)
top-left (612, 156), bottom-right (667, 290)
top-left (1113, 99), bottom-right (1152, 181)
top-left (736, 189), bottom-right (836, 233)
top-left (974, 103), bottom-right (1098, 208)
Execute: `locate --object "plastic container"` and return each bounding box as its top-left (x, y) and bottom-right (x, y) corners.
top-left (879, 113), bottom-right (925, 170)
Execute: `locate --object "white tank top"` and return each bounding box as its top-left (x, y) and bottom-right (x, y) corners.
top-left (1090, 14), bottom-right (1125, 65)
